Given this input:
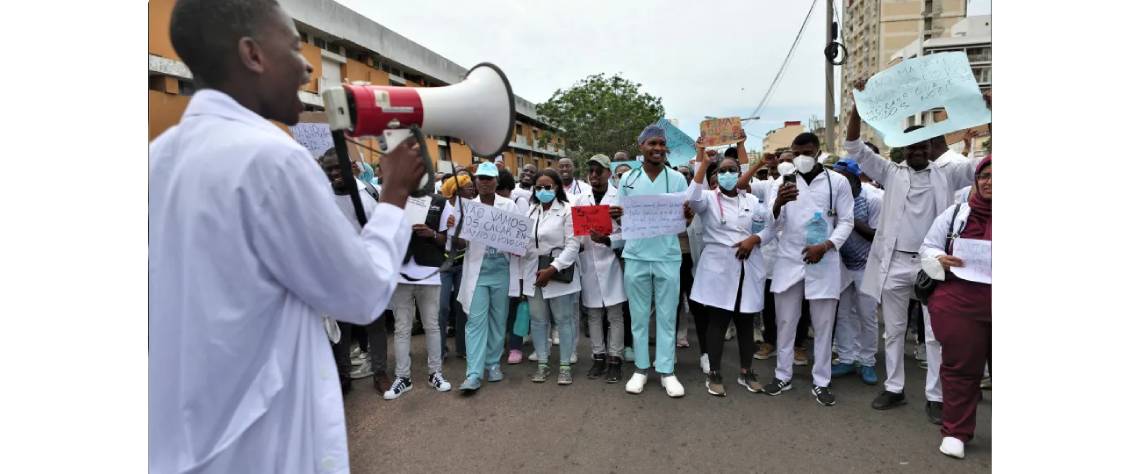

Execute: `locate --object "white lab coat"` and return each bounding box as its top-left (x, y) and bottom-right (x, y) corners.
top-left (563, 179), bottom-right (590, 196)
top-left (456, 195), bottom-right (524, 314)
top-left (511, 185), bottom-right (532, 210)
top-left (572, 187), bottom-right (627, 308)
top-left (750, 178), bottom-right (781, 277)
top-left (843, 139), bottom-right (978, 302)
top-left (686, 181), bottom-right (776, 312)
top-left (521, 199), bottom-right (584, 298)
top-left (149, 90), bottom-right (411, 474)
top-left (920, 203), bottom-right (973, 262)
top-left (767, 169), bottom-right (855, 300)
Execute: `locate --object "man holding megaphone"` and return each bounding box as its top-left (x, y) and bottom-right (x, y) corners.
top-left (148, 1), bottom-right (446, 472)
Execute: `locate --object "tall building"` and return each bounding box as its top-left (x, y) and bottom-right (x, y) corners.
top-left (147, 0), bottom-right (566, 174)
top-left (839, 0), bottom-right (968, 148)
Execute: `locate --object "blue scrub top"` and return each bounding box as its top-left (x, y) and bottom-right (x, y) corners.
top-left (618, 165), bottom-right (687, 262)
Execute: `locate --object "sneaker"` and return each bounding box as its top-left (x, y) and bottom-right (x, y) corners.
top-left (705, 371), bottom-right (726, 397)
top-left (429, 372), bottom-right (452, 392)
top-left (914, 344), bottom-right (927, 361)
top-left (871, 390), bottom-right (907, 410)
top-left (458, 375), bottom-right (481, 394)
top-left (699, 353), bottom-right (710, 375)
top-left (372, 373), bottom-right (392, 396)
top-left (661, 374), bottom-right (685, 398)
top-left (625, 371), bottom-right (648, 394)
top-left (552, 332), bottom-right (560, 346)
top-left (980, 376), bottom-right (992, 390)
top-left (737, 371), bottom-right (762, 393)
top-left (349, 345), bottom-right (363, 360)
top-left (351, 350), bottom-right (367, 367)
top-left (926, 401), bottom-right (944, 425)
top-left (623, 347), bottom-right (635, 363)
top-left (557, 365), bottom-right (573, 385)
top-left (676, 336), bottom-right (690, 348)
top-left (531, 363), bottom-right (550, 383)
top-left (859, 365), bottom-right (879, 385)
top-left (793, 347), bottom-right (809, 366)
top-left (832, 361), bottom-right (856, 377)
top-left (939, 436), bottom-right (965, 459)
top-left (350, 359), bottom-right (373, 379)
top-left (487, 365), bottom-right (504, 382)
top-left (753, 343), bottom-right (775, 360)
top-left (918, 359), bottom-right (928, 369)
top-left (570, 352), bottom-right (578, 364)
top-left (605, 356), bottom-right (622, 383)
top-left (382, 376), bottom-right (412, 400)
top-left (753, 327), bottom-right (764, 344)
top-left (507, 350), bottom-right (523, 365)
top-left (587, 354), bottom-right (607, 379)
top-left (724, 325), bottom-right (736, 341)
top-left (528, 351), bottom-right (539, 362)
top-left (812, 385), bottom-right (836, 406)
top-left (760, 378), bottom-right (792, 396)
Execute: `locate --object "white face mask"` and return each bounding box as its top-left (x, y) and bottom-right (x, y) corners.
top-left (777, 161), bottom-right (797, 177)
top-left (793, 154), bottom-right (817, 174)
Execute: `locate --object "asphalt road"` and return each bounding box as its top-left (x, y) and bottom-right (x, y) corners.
top-left (343, 317), bottom-right (991, 473)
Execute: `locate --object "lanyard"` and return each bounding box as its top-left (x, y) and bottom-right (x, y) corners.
top-left (714, 189), bottom-right (736, 226)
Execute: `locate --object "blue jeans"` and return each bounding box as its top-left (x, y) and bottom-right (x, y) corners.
top-left (439, 266), bottom-right (464, 358)
top-left (528, 288), bottom-right (580, 366)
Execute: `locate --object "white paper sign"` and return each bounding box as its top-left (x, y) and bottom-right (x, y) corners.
top-left (619, 192), bottom-right (687, 240)
top-left (458, 200), bottom-right (532, 255)
top-left (288, 123), bottom-right (334, 158)
top-left (403, 195), bottom-right (431, 226)
top-left (951, 238), bottom-right (991, 284)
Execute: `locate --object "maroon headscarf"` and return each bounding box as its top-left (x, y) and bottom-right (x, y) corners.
top-left (962, 156), bottom-right (992, 240)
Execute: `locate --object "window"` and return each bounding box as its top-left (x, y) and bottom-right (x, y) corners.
top-left (972, 66), bottom-right (991, 84)
top-left (966, 46), bottom-right (991, 63)
top-left (314, 37), bottom-right (327, 49)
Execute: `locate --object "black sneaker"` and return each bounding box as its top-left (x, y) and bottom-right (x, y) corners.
top-left (587, 354), bottom-right (607, 379)
top-left (760, 378), bottom-right (792, 396)
top-left (605, 356), bottom-right (622, 383)
top-left (871, 390), bottom-right (907, 410)
top-left (812, 385), bottom-right (836, 406)
top-left (926, 401), bottom-right (944, 425)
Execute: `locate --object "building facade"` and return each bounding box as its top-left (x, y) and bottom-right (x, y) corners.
top-left (839, 0), bottom-right (968, 148)
top-left (147, 0), bottom-right (565, 175)
top-left (763, 121), bottom-right (806, 154)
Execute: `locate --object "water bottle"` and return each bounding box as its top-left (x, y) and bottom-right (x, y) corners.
top-left (805, 211), bottom-right (829, 246)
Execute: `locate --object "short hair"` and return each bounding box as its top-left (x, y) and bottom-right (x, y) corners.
top-left (724, 146), bottom-right (738, 159)
top-left (791, 132), bottom-right (820, 148)
top-left (496, 169), bottom-right (515, 191)
top-left (864, 141), bottom-right (880, 154)
top-left (170, 0), bottom-right (282, 87)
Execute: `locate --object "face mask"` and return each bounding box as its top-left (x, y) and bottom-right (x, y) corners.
top-left (777, 162), bottom-right (796, 177)
top-left (717, 172), bottom-right (740, 191)
top-left (793, 154), bottom-right (817, 174)
top-left (536, 189), bottom-right (556, 203)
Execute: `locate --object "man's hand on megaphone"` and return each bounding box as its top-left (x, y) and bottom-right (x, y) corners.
top-left (378, 136), bottom-right (425, 207)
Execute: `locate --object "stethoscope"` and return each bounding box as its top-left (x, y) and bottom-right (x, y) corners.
top-left (791, 168), bottom-right (837, 218)
top-left (622, 166), bottom-right (671, 192)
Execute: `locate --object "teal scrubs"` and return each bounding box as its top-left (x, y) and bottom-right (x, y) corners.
top-left (466, 248), bottom-right (510, 379)
top-left (618, 166), bottom-right (686, 374)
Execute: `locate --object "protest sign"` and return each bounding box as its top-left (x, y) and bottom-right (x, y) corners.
top-left (853, 52), bottom-right (991, 147)
top-left (289, 123), bottom-right (334, 158)
top-left (619, 193), bottom-right (686, 240)
top-left (403, 195), bottom-right (431, 226)
top-left (655, 119), bottom-right (698, 167)
top-left (458, 200), bottom-right (532, 255)
top-left (698, 117), bottom-right (744, 147)
top-left (950, 238), bottom-right (992, 284)
top-left (570, 205), bottom-right (612, 236)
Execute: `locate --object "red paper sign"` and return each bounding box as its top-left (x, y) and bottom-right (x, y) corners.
top-left (571, 205), bottom-right (612, 236)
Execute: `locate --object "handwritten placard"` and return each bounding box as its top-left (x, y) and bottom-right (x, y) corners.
top-left (403, 195), bottom-right (431, 226)
top-left (619, 193), bottom-right (686, 240)
top-left (950, 238), bottom-right (991, 284)
top-left (289, 123), bottom-right (335, 158)
top-left (570, 205), bottom-right (612, 236)
top-left (699, 117), bottom-right (743, 147)
top-left (458, 200), bottom-right (532, 255)
top-left (656, 119), bottom-right (698, 167)
top-left (854, 52), bottom-right (991, 147)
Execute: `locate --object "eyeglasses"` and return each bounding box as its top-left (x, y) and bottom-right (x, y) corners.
top-left (977, 172), bottom-right (992, 181)
top-left (534, 185), bottom-right (554, 191)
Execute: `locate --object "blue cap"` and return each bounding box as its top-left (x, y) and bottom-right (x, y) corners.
top-left (833, 158), bottom-right (861, 176)
top-left (474, 162), bottom-right (499, 177)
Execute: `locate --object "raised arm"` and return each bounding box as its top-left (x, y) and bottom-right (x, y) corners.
top-left (842, 79), bottom-right (892, 184)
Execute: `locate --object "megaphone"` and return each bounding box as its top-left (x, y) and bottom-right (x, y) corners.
top-left (321, 62), bottom-right (516, 197)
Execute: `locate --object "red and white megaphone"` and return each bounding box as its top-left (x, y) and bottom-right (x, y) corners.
top-left (321, 62), bottom-right (516, 197)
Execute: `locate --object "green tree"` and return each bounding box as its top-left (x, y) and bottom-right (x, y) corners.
top-left (536, 73), bottom-right (665, 163)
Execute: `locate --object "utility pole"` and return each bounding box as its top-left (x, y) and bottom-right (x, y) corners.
top-left (824, 0), bottom-right (836, 154)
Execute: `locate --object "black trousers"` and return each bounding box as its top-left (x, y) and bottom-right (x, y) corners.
top-left (762, 279), bottom-right (809, 347)
top-left (705, 306), bottom-right (756, 374)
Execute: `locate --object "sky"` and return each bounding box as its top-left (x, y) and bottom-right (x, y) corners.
top-left (335, 0), bottom-right (991, 150)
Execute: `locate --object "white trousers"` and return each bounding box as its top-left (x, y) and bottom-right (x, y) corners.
top-left (774, 280), bottom-right (837, 387)
top-left (880, 250), bottom-right (920, 394)
top-left (835, 268), bottom-right (878, 366)
top-left (922, 305), bottom-right (943, 402)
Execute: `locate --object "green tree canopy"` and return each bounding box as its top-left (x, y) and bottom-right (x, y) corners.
top-left (536, 73), bottom-right (665, 165)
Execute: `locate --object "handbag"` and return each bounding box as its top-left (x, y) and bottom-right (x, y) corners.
top-left (538, 247), bottom-right (575, 284)
top-left (914, 203), bottom-right (963, 304)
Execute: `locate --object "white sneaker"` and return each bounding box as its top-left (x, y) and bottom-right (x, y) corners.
top-left (349, 359), bottom-right (373, 379)
top-left (429, 372), bottom-right (452, 392)
top-left (724, 325), bottom-right (736, 341)
top-left (553, 332), bottom-right (560, 346)
top-left (699, 353), bottom-right (710, 375)
top-left (661, 374), bottom-right (685, 398)
top-left (753, 327), bottom-right (764, 343)
top-left (625, 372), bottom-right (648, 394)
top-left (570, 352), bottom-right (578, 364)
top-left (939, 437), bottom-right (965, 459)
top-left (382, 377), bottom-right (412, 400)
top-left (915, 344), bottom-right (928, 361)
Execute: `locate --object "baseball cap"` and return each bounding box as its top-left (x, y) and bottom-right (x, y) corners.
top-left (475, 162), bottom-right (499, 177)
top-left (832, 158), bottom-right (861, 176)
top-left (586, 154), bottom-right (610, 168)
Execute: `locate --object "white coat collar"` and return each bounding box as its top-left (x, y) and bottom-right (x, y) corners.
top-left (182, 89), bottom-right (290, 137)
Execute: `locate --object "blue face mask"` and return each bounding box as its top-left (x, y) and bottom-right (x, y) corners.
top-left (717, 172), bottom-right (740, 191)
top-left (536, 189), bottom-right (556, 203)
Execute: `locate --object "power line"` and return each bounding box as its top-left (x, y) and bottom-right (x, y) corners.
top-left (743, 0), bottom-right (820, 137)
